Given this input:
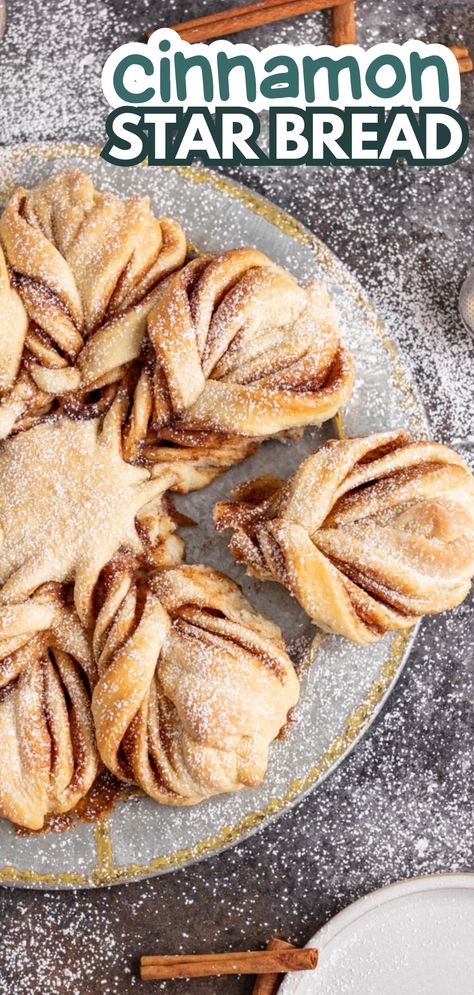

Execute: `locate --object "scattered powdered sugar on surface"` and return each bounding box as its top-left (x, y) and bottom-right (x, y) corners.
top-left (0, 1), bottom-right (473, 994)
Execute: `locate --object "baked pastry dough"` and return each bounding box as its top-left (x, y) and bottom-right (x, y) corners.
top-left (8, 166), bottom-right (467, 833)
top-left (92, 563), bottom-right (299, 804)
top-left (0, 585), bottom-right (98, 830)
top-left (0, 168), bottom-right (186, 429)
top-left (0, 246), bottom-right (53, 439)
top-left (215, 431), bottom-right (474, 645)
top-left (0, 391), bottom-right (183, 628)
top-left (1, 173), bottom-right (353, 497)
top-left (84, 249), bottom-right (354, 491)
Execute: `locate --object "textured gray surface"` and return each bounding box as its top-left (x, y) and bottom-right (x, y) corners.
top-left (0, 1), bottom-right (473, 993)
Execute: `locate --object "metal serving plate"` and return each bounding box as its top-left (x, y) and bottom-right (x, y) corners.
top-left (0, 145), bottom-right (427, 888)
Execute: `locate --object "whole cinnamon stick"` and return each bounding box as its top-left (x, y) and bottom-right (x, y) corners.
top-left (161, 3), bottom-right (472, 76)
top-left (167, 0), bottom-right (350, 43)
top-left (140, 946), bottom-right (318, 981)
top-left (331, 1), bottom-right (356, 45)
top-left (252, 939), bottom-right (297, 995)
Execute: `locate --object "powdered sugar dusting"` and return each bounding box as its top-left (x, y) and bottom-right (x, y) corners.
top-left (0, 2), bottom-right (473, 993)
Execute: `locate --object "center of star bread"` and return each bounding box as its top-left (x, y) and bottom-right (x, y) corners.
top-left (0, 417), bottom-right (152, 608)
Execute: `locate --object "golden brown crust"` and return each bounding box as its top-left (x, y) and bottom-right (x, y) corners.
top-left (0, 246), bottom-right (53, 439)
top-left (0, 585), bottom-right (98, 830)
top-left (215, 432), bottom-right (474, 644)
top-left (0, 168), bottom-right (186, 434)
top-left (109, 250), bottom-right (354, 491)
top-left (92, 563), bottom-right (299, 805)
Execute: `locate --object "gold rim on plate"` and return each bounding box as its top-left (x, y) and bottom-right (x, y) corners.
top-left (0, 144), bottom-right (424, 886)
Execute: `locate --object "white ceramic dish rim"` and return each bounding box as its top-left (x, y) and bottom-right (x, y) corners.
top-left (281, 872), bottom-right (474, 993)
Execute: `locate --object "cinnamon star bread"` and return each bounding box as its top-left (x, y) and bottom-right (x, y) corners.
top-left (0, 168), bottom-right (186, 431)
top-left (81, 248), bottom-right (354, 492)
top-left (214, 431), bottom-right (474, 645)
top-left (0, 585), bottom-right (98, 830)
top-left (92, 562), bottom-right (299, 804)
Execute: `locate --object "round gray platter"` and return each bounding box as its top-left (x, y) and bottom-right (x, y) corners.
top-left (0, 145), bottom-right (427, 888)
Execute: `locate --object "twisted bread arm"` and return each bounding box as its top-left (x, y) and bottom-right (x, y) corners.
top-left (0, 246), bottom-right (53, 440)
top-left (215, 432), bottom-right (474, 645)
top-left (0, 586), bottom-right (98, 830)
top-left (92, 563), bottom-right (299, 804)
top-left (0, 246), bottom-right (28, 392)
top-left (0, 168), bottom-right (186, 427)
top-left (102, 249), bottom-right (353, 491)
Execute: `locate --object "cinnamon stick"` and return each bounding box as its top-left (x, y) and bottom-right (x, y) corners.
top-left (140, 946), bottom-right (318, 981)
top-left (157, 2), bottom-right (472, 76)
top-left (252, 939), bottom-right (297, 995)
top-left (449, 45), bottom-right (473, 74)
top-left (331, 1), bottom-right (356, 45)
top-left (449, 44), bottom-right (470, 59)
top-left (166, 0), bottom-right (350, 42)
